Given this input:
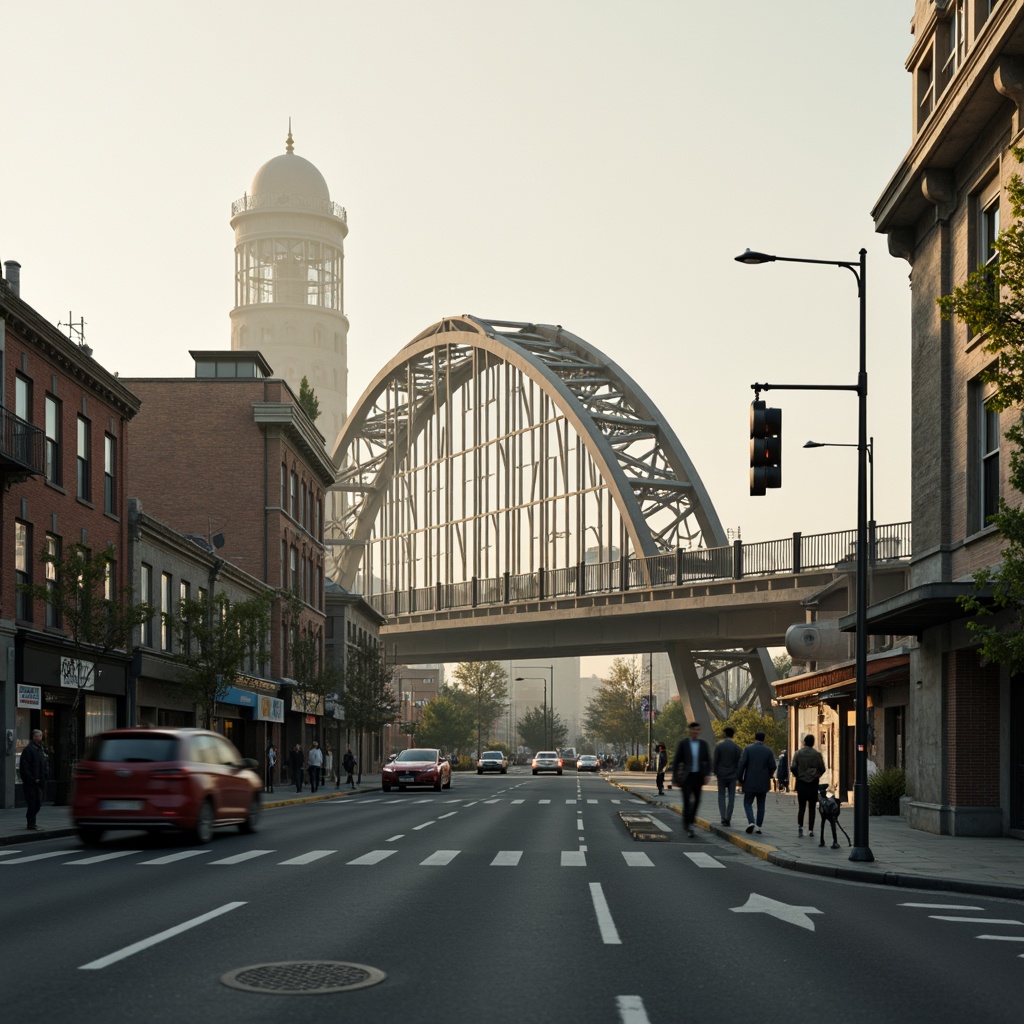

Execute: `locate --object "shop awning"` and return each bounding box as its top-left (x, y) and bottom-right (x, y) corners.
top-left (839, 583), bottom-right (992, 638)
top-left (773, 651), bottom-right (910, 703)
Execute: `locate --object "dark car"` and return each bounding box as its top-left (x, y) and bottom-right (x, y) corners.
top-left (71, 728), bottom-right (262, 845)
top-left (382, 748), bottom-right (452, 792)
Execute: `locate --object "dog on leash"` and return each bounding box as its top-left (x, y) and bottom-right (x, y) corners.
top-left (817, 784), bottom-right (851, 849)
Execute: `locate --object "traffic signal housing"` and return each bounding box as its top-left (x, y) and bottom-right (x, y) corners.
top-left (750, 400), bottom-right (782, 496)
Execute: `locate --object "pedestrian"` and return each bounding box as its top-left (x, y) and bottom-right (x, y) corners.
top-left (265, 744), bottom-right (277, 793)
top-left (775, 748), bottom-right (789, 793)
top-left (652, 743), bottom-right (668, 795)
top-left (307, 740), bottom-right (323, 793)
top-left (790, 734), bottom-right (826, 837)
top-left (324, 744), bottom-right (336, 788)
top-left (289, 743), bottom-right (304, 793)
top-left (20, 729), bottom-right (48, 831)
top-left (712, 726), bottom-right (742, 826)
top-left (737, 731), bottom-right (776, 835)
top-left (672, 721), bottom-right (711, 838)
top-left (342, 745), bottom-right (356, 789)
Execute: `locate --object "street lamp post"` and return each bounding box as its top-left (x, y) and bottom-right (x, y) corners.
top-left (736, 246), bottom-right (873, 863)
top-left (515, 665), bottom-right (554, 749)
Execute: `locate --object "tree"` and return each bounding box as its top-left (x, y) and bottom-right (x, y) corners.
top-left (939, 146), bottom-right (1024, 674)
top-left (416, 689), bottom-right (475, 754)
top-left (173, 591), bottom-right (272, 729)
top-left (450, 661), bottom-right (508, 754)
top-left (281, 594), bottom-right (339, 739)
top-left (344, 639), bottom-right (399, 772)
top-left (581, 656), bottom-right (646, 754)
top-left (712, 706), bottom-right (787, 753)
top-left (19, 543), bottom-right (150, 799)
top-left (298, 376), bottom-right (320, 422)
top-left (517, 704), bottom-right (568, 752)
top-left (772, 653), bottom-right (792, 680)
top-left (652, 696), bottom-right (689, 756)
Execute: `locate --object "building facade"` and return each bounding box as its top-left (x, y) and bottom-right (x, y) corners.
top-left (872, 0), bottom-right (1024, 835)
top-left (1, 260), bottom-right (140, 808)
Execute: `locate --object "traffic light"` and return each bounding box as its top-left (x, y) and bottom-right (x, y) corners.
top-left (750, 400), bottom-right (782, 496)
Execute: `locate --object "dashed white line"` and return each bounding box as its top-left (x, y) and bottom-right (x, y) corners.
top-left (412, 820), bottom-right (435, 830)
top-left (616, 995), bottom-right (651, 1023)
top-left (590, 883), bottom-right (621, 945)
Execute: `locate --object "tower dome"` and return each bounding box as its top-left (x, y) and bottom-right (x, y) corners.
top-left (248, 129), bottom-right (330, 206)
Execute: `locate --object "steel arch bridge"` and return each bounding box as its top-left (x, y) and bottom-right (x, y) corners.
top-left (326, 315), bottom-right (776, 722)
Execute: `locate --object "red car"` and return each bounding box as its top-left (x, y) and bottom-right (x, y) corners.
top-left (71, 728), bottom-right (262, 845)
top-left (382, 747), bottom-right (452, 792)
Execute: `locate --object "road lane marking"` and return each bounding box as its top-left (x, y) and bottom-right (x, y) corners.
top-left (386, 835), bottom-right (404, 842)
top-left (280, 850), bottom-right (335, 865)
top-left (347, 850), bottom-right (397, 865)
top-left (566, 799), bottom-right (577, 804)
top-left (491, 851), bottom-right (522, 866)
top-left (413, 821), bottom-right (435, 830)
top-left (731, 893), bottom-right (822, 931)
top-left (900, 903), bottom-right (984, 909)
top-left (577, 820), bottom-right (585, 831)
top-left (539, 799), bottom-right (551, 805)
top-left (616, 995), bottom-right (651, 1023)
top-left (0, 850), bottom-right (69, 864)
top-left (421, 850), bottom-right (459, 866)
top-left (79, 902), bottom-right (246, 970)
top-left (649, 817), bottom-right (673, 833)
top-left (977, 935), bottom-right (1024, 941)
top-left (929, 916), bottom-right (1023, 924)
top-left (67, 850), bottom-right (142, 865)
top-left (622, 852), bottom-right (655, 867)
top-left (588, 799), bottom-right (598, 804)
top-left (561, 851), bottom-right (587, 867)
top-left (511, 799), bottom-right (524, 804)
top-left (589, 883), bottom-right (621, 944)
top-left (685, 852), bottom-right (725, 869)
top-left (139, 851), bottom-right (210, 865)
top-left (0, 850), bottom-right (24, 857)
top-left (209, 850), bottom-right (274, 865)
top-left (438, 812), bottom-right (459, 819)
top-left (485, 800), bottom-right (501, 804)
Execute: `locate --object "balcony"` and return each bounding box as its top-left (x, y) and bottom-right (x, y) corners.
top-left (0, 406), bottom-right (45, 477)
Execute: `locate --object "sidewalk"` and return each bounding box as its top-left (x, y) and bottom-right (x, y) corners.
top-left (608, 771), bottom-right (1024, 901)
top-left (0, 774), bottom-right (383, 848)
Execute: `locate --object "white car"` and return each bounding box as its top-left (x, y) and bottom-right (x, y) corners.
top-left (531, 751), bottom-right (563, 775)
top-left (477, 751), bottom-right (509, 774)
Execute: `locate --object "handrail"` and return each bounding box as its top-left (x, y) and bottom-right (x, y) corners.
top-left (0, 406), bottom-right (45, 476)
top-left (369, 521), bottom-right (912, 616)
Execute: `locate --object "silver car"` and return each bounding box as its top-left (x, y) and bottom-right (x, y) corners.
top-left (531, 751), bottom-right (563, 775)
top-left (477, 751), bottom-right (509, 774)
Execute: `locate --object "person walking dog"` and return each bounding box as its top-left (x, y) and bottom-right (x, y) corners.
top-left (790, 734), bottom-right (826, 837)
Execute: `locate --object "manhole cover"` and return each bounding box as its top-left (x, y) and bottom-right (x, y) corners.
top-left (221, 960), bottom-right (387, 995)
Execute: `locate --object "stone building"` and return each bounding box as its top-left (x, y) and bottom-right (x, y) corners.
top-left (871, 0), bottom-right (1024, 835)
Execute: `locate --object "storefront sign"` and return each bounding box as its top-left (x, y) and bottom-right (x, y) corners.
top-left (17, 684), bottom-right (42, 709)
top-left (256, 695), bottom-right (285, 723)
top-left (221, 686), bottom-right (257, 707)
top-left (60, 657), bottom-right (96, 691)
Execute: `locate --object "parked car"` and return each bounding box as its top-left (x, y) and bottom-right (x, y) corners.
top-left (576, 754), bottom-right (601, 772)
top-left (71, 728), bottom-right (262, 845)
top-left (477, 751), bottom-right (509, 774)
top-left (382, 748), bottom-right (452, 792)
top-left (531, 751), bottom-right (563, 775)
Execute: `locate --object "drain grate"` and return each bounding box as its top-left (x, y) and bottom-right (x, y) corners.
top-left (220, 960), bottom-right (387, 995)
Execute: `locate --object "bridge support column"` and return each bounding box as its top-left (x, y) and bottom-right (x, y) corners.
top-left (665, 644), bottom-right (714, 739)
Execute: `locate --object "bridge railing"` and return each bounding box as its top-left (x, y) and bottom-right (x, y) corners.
top-left (370, 521), bottom-right (912, 616)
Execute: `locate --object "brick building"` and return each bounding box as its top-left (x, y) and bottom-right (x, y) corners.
top-left (870, 0), bottom-right (1024, 835)
top-left (123, 350), bottom-right (336, 757)
top-left (1, 260), bottom-right (140, 808)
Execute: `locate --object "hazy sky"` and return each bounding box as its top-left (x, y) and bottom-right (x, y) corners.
top-left (3, 0), bottom-right (915, 548)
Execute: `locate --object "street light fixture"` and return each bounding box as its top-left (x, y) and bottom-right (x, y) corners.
top-left (804, 438), bottom-right (875, 563)
top-left (515, 665), bottom-right (554, 748)
top-left (736, 245), bottom-right (873, 863)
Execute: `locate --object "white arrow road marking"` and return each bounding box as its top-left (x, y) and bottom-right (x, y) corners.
top-left (731, 893), bottom-right (823, 931)
top-left (616, 995), bottom-right (651, 1024)
top-left (589, 883), bottom-right (621, 945)
top-left (79, 902), bottom-right (246, 970)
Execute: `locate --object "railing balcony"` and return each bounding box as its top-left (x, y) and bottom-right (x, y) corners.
top-left (0, 406), bottom-right (45, 477)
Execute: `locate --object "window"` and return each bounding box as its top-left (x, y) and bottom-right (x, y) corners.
top-left (942, 1), bottom-right (966, 84)
top-left (161, 572), bottom-right (173, 651)
top-left (981, 398), bottom-right (1000, 526)
top-left (104, 435), bottom-right (116, 514)
top-left (916, 53), bottom-right (935, 130)
top-left (45, 395), bottom-right (62, 485)
top-left (290, 471), bottom-right (298, 519)
top-left (140, 563), bottom-right (153, 647)
top-left (290, 546), bottom-right (298, 593)
top-left (980, 189), bottom-right (1000, 288)
top-left (104, 558), bottom-right (114, 601)
top-left (15, 374), bottom-right (31, 421)
top-left (45, 534), bottom-right (61, 628)
top-left (281, 463), bottom-right (288, 508)
top-left (970, 373), bottom-right (1001, 532)
top-left (15, 521), bottom-right (32, 621)
top-left (77, 416), bottom-right (91, 500)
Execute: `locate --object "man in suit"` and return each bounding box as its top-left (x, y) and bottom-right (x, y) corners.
top-left (672, 722), bottom-right (712, 838)
top-left (712, 725), bottom-right (742, 826)
top-left (737, 731), bottom-right (777, 835)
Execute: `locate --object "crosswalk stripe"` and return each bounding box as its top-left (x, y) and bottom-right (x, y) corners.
top-left (491, 851), bottom-right (522, 866)
top-left (539, 799), bottom-right (551, 805)
top-left (588, 799), bottom-right (598, 804)
top-left (511, 799), bottom-right (524, 804)
top-left (561, 851), bottom-right (587, 867)
top-left (279, 850), bottom-right (335, 865)
top-left (347, 850), bottom-right (396, 865)
top-left (0, 850), bottom-right (68, 864)
top-left (209, 850), bottom-right (274, 865)
top-left (67, 850), bottom-right (141, 865)
top-left (622, 852), bottom-right (655, 867)
top-left (139, 850), bottom-right (210, 865)
top-left (685, 852), bottom-right (725, 869)
top-left (485, 800), bottom-right (501, 804)
top-left (421, 850), bottom-right (459, 866)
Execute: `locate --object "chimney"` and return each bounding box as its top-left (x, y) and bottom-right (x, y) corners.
top-left (4, 260), bottom-right (21, 297)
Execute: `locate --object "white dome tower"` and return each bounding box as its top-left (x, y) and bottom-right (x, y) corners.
top-left (230, 127), bottom-right (349, 440)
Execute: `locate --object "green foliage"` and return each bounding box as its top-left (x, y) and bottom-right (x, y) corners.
top-left (712, 706), bottom-right (788, 753)
top-left (626, 754), bottom-right (648, 772)
top-left (940, 147), bottom-right (1024, 674)
top-left (582, 656), bottom-right (646, 752)
top-left (772, 653), bottom-right (792, 679)
top-left (517, 704), bottom-right (568, 751)
top-left (297, 376), bottom-right (320, 422)
top-left (450, 661), bottom-right (508, 748)
top-left (417, 688), bottom-right (475, 753)
top-left (344, 639), bottom-right (400, 734)
top-left (868, 766), bottom-right (906, 816)
top-left (652, 697), bottom-right (689, 755)
top-left (174, 591), bottom-right (272, 729)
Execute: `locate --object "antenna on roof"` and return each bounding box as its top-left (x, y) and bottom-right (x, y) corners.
top-left (58, 312), bottom-right (92, 357)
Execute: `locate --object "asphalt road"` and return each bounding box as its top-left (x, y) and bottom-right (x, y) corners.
top-left (2, 771), bottom-right (1020, 1023)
